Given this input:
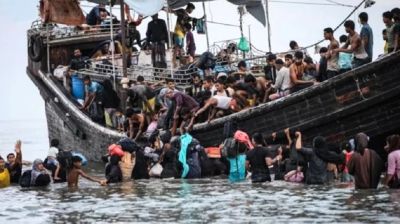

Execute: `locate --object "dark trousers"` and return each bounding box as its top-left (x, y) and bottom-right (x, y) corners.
top-left (327, 70), bottom-right (339, 79)
top-left (353, 58), bottom-right (369, 69)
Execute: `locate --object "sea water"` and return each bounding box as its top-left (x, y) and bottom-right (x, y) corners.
top-left (1, 119), bottom-right (400, 223)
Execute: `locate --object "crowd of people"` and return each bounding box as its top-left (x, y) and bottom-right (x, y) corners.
top-left (66, 7), bottom-right (400, 141)
top-left (5, 5), bottom-right (400, 189)
top-left (2, 127), bottom-right (400, 190)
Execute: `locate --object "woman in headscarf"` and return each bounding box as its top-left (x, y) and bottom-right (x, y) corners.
top-left (295, 132), bottom-right (345, 184)
top-left (31, 159), bottom-right (51, 186)
top-left (347, 133), bottom-right (384, 189)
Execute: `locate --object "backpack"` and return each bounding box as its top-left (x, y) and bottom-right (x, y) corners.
top-left (222, 138), bottom-right (237, 158)
top-left (223, 119), bottom-right (238, 139)
top-left (118, 138), bottom-right (141, 153)
top-left (19, 170), bottom-right (32, 188)
top-left (57, 151), bottom-right (73, 170)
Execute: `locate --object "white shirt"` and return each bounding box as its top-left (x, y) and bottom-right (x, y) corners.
top-left (48, 146), bottom-right (59, 158)
top-left (273, 67), bottom-right (292, 92)
top-left (213, 95), bottom-right (232, 110)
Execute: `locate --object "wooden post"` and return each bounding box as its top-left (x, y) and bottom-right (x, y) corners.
top-left (120, 0), bottom-right (127, 77)
top-left (265, 0), bottom-right (272, 52)
top-left (202, 2), bottom-right (210, 51)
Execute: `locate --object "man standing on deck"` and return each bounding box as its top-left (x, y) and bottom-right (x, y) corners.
top-left (323, 27), bottom-right (340, 79)
top-left (146, 14), bottom-right (169, 68)
top-left (171, 3), bottom-right (197, 52)
top-left (359, 12), bottom-right (374, 63)
top-left (334, 20), bottom-right (369, 68)
top-left (382, 11), bottom-right (395, 53)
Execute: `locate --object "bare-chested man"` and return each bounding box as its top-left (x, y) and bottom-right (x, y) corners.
top-left (323, 27), bottom-right (340, 79)
top-left (334, 20), bottom-right (369, 68)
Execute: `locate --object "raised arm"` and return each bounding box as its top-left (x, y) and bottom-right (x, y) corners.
top-left (295, 131), bottom-right (302, 151)
top-left (15, 140), bottom-right (22, 164)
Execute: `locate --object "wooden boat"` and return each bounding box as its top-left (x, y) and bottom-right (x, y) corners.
top-left (27, 18), bottom-right (400, 161)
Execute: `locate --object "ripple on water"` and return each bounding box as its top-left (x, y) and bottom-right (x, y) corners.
top-left (1, 179), bottom-right (400, 223)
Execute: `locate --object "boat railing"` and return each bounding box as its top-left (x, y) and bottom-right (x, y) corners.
top-left (29, 20), bottom-right (123, 41)
top-left (76, 60), bottom-right (196, 87)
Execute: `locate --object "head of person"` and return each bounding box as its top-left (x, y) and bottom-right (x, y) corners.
top-left (339, 35), bottom-right (348, 44)
top-left (226, 75), bottom-right (236, 87)
top-left (358, 12), bottom-right (368, 24)
top-left (137, 75), bottom-right (145, 83)
top-left (6, 153), bottom-right (15, 164)
top-left (217, 72), bottom-right (227, 81)
top-left (275, 58), bottom-right (284, 70)
top-left (101, 43), bottom-right (109, 54)
top-left (73, 49), bottom-right (82, 58)
top-left (192, 74), bottom-right (202, 86)
top-left (99, 10), bottom-right (107, 20)
top-left (323, 27), bottom-right (334, 40)
top-left (382, 29), bottom-right (388, 41)
top-left (354, 132), bottom-right (369, 155)
top-left (382, 11), bottom-right (393, 25)
top-left (266, 53), bottom-right (277, 65)
top-left (151, 13), bottom-right (158, 21)
top-left (344, 20), bottom-right (355, 34)
top-left (304, 57), bottom-right (314, 69)
top-left (284, 54), bottom-right (293, 67)
top-left (33, 159), bottom-right (45, 171)
top-left (289, 40), bottom-right (298, 50)
top-left (166, 78), bottom-right (175, 90)
top-left (294, 51), bottom-right (304, 65)
top-left (252, 132), bottom-right (265, 146)
top-left (238, 60), bottom-right (247, 72)
top-left (184, 23), bottom-right (192, 32)
top-left (203, 75), bottom-right (214, 90)
top-left (72, 156), bottom-right (82, 169)
top-left (83, 75), bottom-right (91, 85)
top-left (319, 47), bottom-right (328, 57)
top-left (215, 79), bottom-right (226, 92)
top-left (392, 8), bottom-right (400, 21)
top-left (244, 74), bottom-right (256, 87)
top-left (186, 3), bottom-right (195, 14)
top-left (386, 134), bottom-right (400, 153)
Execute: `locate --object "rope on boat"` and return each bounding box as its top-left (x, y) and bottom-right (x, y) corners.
top-left (354, 77), bottom-right (367, 100)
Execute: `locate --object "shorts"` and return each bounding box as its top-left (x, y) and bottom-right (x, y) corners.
top-left (142, 97), bottom-right (156, 113)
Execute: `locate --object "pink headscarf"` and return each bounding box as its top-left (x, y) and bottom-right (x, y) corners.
top-left (234, 130), bottom-right (254, 150)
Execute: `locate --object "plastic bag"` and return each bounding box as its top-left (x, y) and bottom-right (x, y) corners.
top-left (149, 163), bottom-right (163, 177)
top-left (238, 37), bottom-right (250, 52)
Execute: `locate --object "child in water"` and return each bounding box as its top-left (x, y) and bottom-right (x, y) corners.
top-left (47, 139), bottom-right (61, 180)
top-left (67, 156), bottom-right (107, 187)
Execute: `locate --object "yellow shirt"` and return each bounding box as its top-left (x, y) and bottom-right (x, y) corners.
top-left (0, 169), bottom-right (10, 188)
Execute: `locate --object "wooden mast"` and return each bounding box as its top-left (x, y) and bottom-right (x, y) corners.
top-left (119, 0), bottom-right (127, 77)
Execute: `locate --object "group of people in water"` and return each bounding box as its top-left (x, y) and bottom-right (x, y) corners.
top-left (1, 126), bottom-right (400, 190)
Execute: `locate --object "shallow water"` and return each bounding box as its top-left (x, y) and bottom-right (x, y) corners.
top-left (1, 120), bottom-right (400, 223)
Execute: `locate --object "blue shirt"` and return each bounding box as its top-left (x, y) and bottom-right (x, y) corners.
top-left (85, 81), bottom-right (103, 94)
top-left (338, 52), bottom-right (352, 70)
top-left (360, 24), bottom-right (373, 59)
top-left (228, 154), bottom-right (246, 182)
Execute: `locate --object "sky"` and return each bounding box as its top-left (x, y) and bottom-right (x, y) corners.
top-left (0, 0), bottom-right (398, 121)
